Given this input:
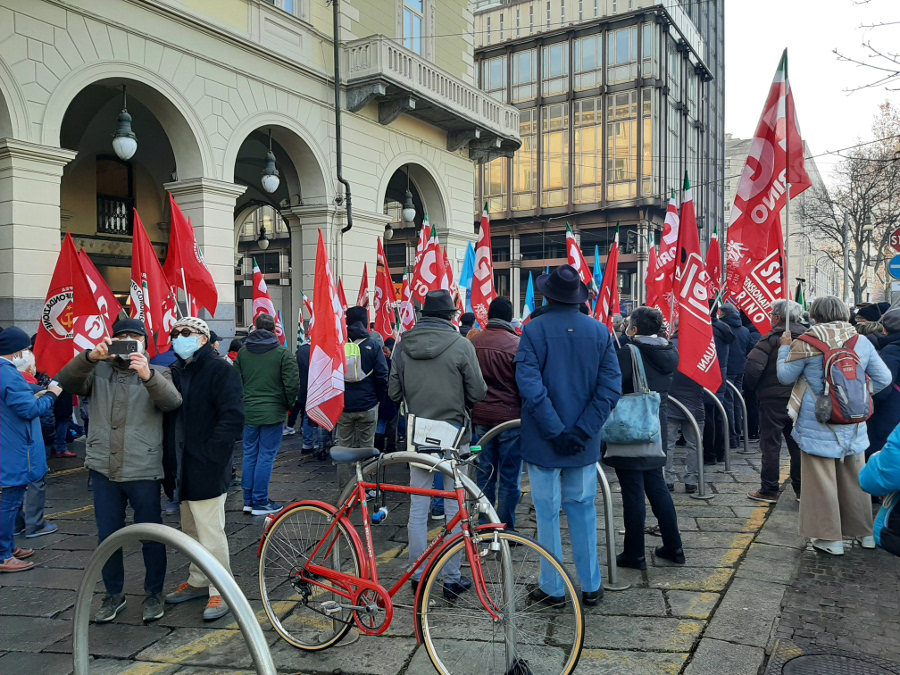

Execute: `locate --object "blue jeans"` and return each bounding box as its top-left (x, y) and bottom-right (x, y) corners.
top-left (55, 418), bottom-right (72, 453)
top-left (242, 423), bottom-right (284, 507)
top-left (474, 425), bottom-right (522, 530)
top-left (527, 463), bottom-right (601, 596)
top-left (1, 485), bottom-right (27, 561)
top-left (91, 471), bottom-right (166, 596)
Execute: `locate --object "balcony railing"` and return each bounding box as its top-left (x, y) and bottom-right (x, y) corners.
top-left (97, 195), bottom-right (134, 236)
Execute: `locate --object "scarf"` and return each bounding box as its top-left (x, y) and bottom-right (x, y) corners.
top-left (786, 322), bottom-right (858, 421)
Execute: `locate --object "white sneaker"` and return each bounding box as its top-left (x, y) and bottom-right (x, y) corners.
top-left (857, 536), bottom-right (876, 549)
top-left (282, 426), bottom-right (296, 436)
top-left (810, 538), bottom-right (844, 556)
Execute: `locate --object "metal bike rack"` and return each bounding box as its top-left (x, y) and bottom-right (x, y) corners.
top-left (73, 523), bottom-right (276, 675)
top-left (668, 397), bottom-right (713, 500)
top-left (702, 388), bottom-right (732, 472)
top-left (725, 380), bottom-right (752, 454)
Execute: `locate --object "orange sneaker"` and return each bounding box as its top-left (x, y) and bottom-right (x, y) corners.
top-left (203, 595), bottom-right (229, 620)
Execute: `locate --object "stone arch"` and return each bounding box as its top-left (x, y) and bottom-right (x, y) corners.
top-left (41, 62), bottom-right (213, 179)
top-left (377, 153), bottom-right (451, 231)
top-left (0, 56), bottom-right (31, 140)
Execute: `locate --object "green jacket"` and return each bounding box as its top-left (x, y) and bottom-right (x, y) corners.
top-left (57, 351), bottom-right (182, 482)
top-left (234, 330), bottom-right (300, 426)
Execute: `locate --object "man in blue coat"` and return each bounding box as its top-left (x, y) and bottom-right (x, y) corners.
top-left (515, 265), bottom-right (622, 606)
top-left (0, 327), bottom-right (61, 572)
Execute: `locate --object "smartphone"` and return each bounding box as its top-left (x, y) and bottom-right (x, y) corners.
top-left (108, 340), bottom-right (138, 356)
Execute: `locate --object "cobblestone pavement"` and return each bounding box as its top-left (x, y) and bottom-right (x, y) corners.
top-left (0, 433), bottom-right (856, 675)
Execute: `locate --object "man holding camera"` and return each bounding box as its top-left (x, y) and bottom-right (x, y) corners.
top-left (58, 318), bottom-right (182, 623)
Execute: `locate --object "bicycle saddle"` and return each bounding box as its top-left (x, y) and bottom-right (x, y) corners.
top-left (329, 446), bottom-right (380, 464)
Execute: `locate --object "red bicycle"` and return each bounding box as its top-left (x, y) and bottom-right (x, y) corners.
top-left (257, 445), bottom-right (584, 675)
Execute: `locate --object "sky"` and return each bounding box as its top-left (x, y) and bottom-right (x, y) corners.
top-left (724, 0), bottom-right (900, 182)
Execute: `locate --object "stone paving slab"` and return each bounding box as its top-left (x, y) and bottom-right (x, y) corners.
top-left (0, 586), bottom-right (76, 617)
top-left (0, 650), bottom-right (76, 675)
top-left (583, 615), bottom-right (704, 652)
top-left (683, 638), bottom-right (765, 675)
top-left (664, 591), bottom-right (720, 620)
top-left (703, 578), bottom-right (786, 648)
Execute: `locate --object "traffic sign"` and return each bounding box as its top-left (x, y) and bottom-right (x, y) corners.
top-left (890, 256), bottom-right (900, 280)
top-left (891, 227), bottom-right (900, 252)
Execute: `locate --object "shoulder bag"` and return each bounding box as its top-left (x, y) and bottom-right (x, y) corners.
top-left (602, 344), bottom-right (665, 459)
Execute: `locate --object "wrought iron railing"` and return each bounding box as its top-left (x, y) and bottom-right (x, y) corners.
top-left (97, 194), bottom-right (134, 235)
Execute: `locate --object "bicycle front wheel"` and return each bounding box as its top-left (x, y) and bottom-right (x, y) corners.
top-left (259, 503), bottom-right (361, 651)
top-left (418, 530), bottom-right (584, 675)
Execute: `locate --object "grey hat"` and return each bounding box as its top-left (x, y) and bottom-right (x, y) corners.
top-left (882, 308), bottom-right (900, 334)
top-left (421, 290), bottom-right (457, 313)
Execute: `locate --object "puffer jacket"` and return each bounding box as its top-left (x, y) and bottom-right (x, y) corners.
top-left (859, 422), bottom-right (900, 554)
top-left (469, 319), bottom-right (521, 427)
top-left (776, 329), bottom-right (891, 458)
top-left (1, 360), bottom-right (54, 487)
top-left (743, 321), bottom-right (806, 399)
top-left (868, 331), bottom-right (900, 456)
top-left (57, 350), bottom-right (182, 481)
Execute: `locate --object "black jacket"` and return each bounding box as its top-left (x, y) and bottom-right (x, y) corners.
top-left (721, 312), bottom-right (752, 378)
top-left (296, 342), bottom-right (310, 412)
top-left (668, 335), bottom-right (705, 424)
top-left (344, 322), bottom-right (388, 413)
top-left (743, 321), bottom-right (805, 400)
top-left (603, 336), bottom-right (679, 471)
top-left (711, 318), bottom-right (735, 392)
top-left (163, 343), bottom-right (244, 502)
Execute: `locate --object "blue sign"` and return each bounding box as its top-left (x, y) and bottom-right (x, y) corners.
top-left (890, 256), bottom-right (900, 280)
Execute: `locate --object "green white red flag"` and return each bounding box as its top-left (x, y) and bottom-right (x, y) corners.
top-left (470, 205), bottom-right (496, 327)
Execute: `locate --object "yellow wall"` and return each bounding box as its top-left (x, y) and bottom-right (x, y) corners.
top-left (181, 0), bottom-right (249, 31)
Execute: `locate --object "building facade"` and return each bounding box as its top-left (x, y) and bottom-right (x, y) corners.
top-left (0, 0), bottom-right (519, 338)
top-left (472, 0), bottom-right (724, 313)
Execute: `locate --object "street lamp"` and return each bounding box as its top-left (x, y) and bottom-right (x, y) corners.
top-left (112, 85), bottom-right (137, 161)
top-left (257, 222), bottom-right (270, 250)
top-left (384, 223), bottom-right (394, 240)
top-left (260, 129), bottom-right (280, 194)
top-left (401, 165), bottom-right (416, 224)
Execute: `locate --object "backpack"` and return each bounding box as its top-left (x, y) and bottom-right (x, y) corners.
top-left (344, 339), bottom-right (370, 383)
top-left (797, 334), bottom-right (873, 425)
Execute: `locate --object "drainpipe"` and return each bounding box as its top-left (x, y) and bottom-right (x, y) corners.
top-left (333, 0), bottom-right (352, 236)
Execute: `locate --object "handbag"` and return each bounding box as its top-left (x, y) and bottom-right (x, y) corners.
top-left (602, 344), bottom-right (665, 460)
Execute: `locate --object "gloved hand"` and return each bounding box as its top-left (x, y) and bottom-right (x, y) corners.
top-left (551, 430), bottom-right (587, 456)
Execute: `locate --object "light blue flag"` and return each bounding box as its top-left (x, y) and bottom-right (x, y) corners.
top-left (542, 266), bottom-right (549, 305)
top-left (460, 241), bottom-right (476, 312)
top-left (593, 245), bottom-right (604, 311)
top-left (523, 272), bottom-right (535, 323)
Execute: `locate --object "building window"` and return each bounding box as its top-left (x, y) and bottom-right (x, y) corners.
top-left (486, 16), bottom-right (491, 44)
top-left (513, 108), bottom-right (537, 210)
top-left (542, 42), bottom-right (569, 96)
top-left (530, 5), bottom-right (534, 31)
top-left (516, 8), bottom-right (521, 36)
top-left (541, 102), bottom-right (569, 207)
top-left (484, 55), bottom-right (507, 101)
top-left (561, 0), bottom-right (565, 23)
top-left (642, 23), bottom-right (658, 78)
top-left (574, 98), bottom-right (602, 204)
top-left (403, 0), bottom-right (423, 54)
top-left (667, 39), bottom-right (681, 98)
top-left (594, 0), bottom-right (598, 17)
top-left (607, 26), bottom-right (638, 84)
top-left (579, 0), bottom-right (583, 20)
top-left (512, 49), bottom-right (537, 101)
top-left (96, 156), bottom-right (134, 236)
top-left (500, 13), bottom-right (504, 41)
top-left (483, 157), bottom-right (507, 213)
top-left (667, 98), bottom-right (681, 192)
top-left (607, 91), bottom-right (637, 201)
top-left (642, 88), bottom-right (657, 196)
top-left (546, 1), bottom-right (550, 25)
top-left (574, 35), bottom-right (602, 90)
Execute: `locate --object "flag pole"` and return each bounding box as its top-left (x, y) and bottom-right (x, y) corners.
top-left (783, 49), bottom-right (791, 297)
top-left (180, 268), bottom-right (192, 317)
top-left (170, 288), bottom-right (185, 320)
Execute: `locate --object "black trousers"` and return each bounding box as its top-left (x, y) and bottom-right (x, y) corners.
top-left (758, 398), bottom-right (802, 495)
top-left (615, 467), bottom-right (682, 559)
top-left (703, 395), bottom-right (728, 463)
top-left (744, 387), bottom-right (760, 439)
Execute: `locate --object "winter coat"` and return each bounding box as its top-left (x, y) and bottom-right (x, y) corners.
top-left (859, 422), bottom-right (900, 551)
top-left (721, 312), bottom-right (752, 379)
top-left (54, 390), bottom-right (74, 421)
top-left (150, 350), bottom-right (178, 368)
top-left (776, 331), bottom-right (891, 458)
top-left (514, 304), bottom-right (622, 468)
top-left (163, 343), bottom-right (244, 502)
top-left (469, 319), bottom-right (521, 427)
top-left (668, 335), bottom-right (705, 424)
top-left (603, 335), bottom-right (678, 471)
top-left (743, 321), bottom-right (806, 400)
top-left (389, 316), bottom-right (487, 444)
top-left (868, 331), bottom-right (900, 455)
top-left (57, 351), bottom-right (182, 481)
top-left (295, 343), bottom-right (311, 413)
top-left (1, 359), bottom-right (54, 487)
top-left (343, 322), bottom-right (388, 413)
top-left (378, 356), bottom-right (400, 423)
top-left (711, 318), bottom-right (735, 392)
top-left (234, 329), bottom-right (300, 426)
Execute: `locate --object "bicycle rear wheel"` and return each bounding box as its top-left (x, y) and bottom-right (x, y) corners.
top-left (418, 530), bottom-right (583, 675)
top-left (259, 503), bottom-right (361, 650)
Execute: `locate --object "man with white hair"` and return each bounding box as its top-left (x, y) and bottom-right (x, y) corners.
top-left (162, 317), bottom-right (244, 621)
top-left (743, 300), bottom-right (805, 503)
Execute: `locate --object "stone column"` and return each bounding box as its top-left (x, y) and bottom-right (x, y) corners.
top-left (285, 205), bottom-right (338, 344)
top-left (510, 232), bottom-right (521, 316)
top-left (0, 140), bottom-right (77, 333)
top-left (164, 178), bottom-right (246, 339)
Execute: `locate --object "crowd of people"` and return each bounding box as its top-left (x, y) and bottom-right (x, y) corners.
top-left (2, 264), bottom-right (899, 626)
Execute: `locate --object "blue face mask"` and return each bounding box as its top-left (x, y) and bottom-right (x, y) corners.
top-left (173, 335), bottom-right (202, 359)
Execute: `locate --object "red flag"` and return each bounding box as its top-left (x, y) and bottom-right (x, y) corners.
top-left (373, 239), bottom-right (395, 342)
top-left (73, 251), bottom-right (125, 355)
top-left (336, 278), bottom-right (348, 313)
top-left (356, 263), bottom-right (370, 310)
top-left (594, 226), bottom-right (620, 330)
top-left (399, 274), bottom-right (415, 334)
top-left (470, 206), bottom-right (496, 327)
top-left (251, 259), bottom-right (286, 346)
top-left (705, 229), bottom-right (722, 298)
top-left (674, 174), bottom-right (722, 392)
top-left (162, 195), bottom-right (218, 316)
top-left (131, 211), bottom-right (178, 357)
top-left (727, 217), bottom-right (788, 333)
top-left (565, 223), bottom-right (593, 291)
top-left (306, 230), bottom-right (345, 431)
top-left (645, 245), bottom-right (661, 311)
top-left (727, 50), bottom-right (810, 296)
top-left (303, 289), bottom-right (315, 332)
top-left (34, 234), bottom-right (101, 376)
top-left (655, 192), bottom-right (680, 322)
top-left (410, 215), bottom-right (447, 304)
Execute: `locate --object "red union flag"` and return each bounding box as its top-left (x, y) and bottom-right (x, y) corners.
top-left (674, 174), bottom-right (722, 392)
top-left (251, 259), bottom-right (286, 345)
top-left (373, 239), bottom-right (395, 342)
top-left (728, 218), bottom-right (788, 333)
top-left (356, 263), bottom-right (370, 311)
top-left (73, 250), bottom-right (125, 355)
top-left (399, 274), bottom-right (415, 334)
top-left (470, 206), bottom-right (496, 327)
top-left (306, 230), bottom-right (345, 431)
top-left (706, 228), bottom-right (723, 298)
top-left (131, 211), bottom-right (177, 356)
top-left (565, 223), bottom-right (593, 291)
top-left (655, 192), bottom-right (680, 322)
top-left (646, 244), bottom-right (661, 311)
top-left (594, 225), bottom-right (620, 330)
top-left (162, 194), bottom-right (218, 316)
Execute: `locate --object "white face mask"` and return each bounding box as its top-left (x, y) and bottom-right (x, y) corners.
top-left (12, 349), bottom-right (35, 372)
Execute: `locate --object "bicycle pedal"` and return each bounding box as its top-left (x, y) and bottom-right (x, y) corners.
top-left (320, 600), bottom-right (343, 616)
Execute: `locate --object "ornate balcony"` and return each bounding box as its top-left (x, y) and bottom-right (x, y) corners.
top-left (343, 36), bottom-right (521, 160)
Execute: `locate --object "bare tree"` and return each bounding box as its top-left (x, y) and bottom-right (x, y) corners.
top-left (833, 0), bottom-right (900, 91)
top-left (798, 103), bottom-right (900, 304)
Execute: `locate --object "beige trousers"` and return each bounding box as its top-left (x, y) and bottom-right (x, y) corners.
top-left (799, 451), bottom-right (873, 541)
top-left (180, 494), bottom-right (232, 596)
